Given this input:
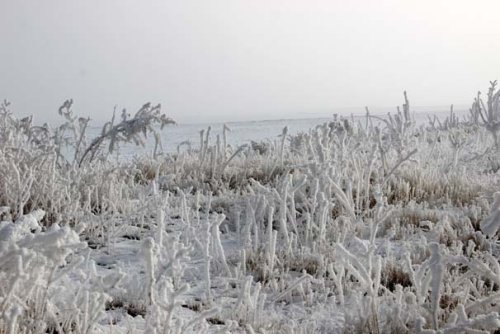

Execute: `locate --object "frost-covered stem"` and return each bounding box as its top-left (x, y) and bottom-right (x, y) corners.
top-left (336, 245), bottom-right (372, 293)
top-left (210, 148), bottom-right (216, 179)
top-left (267, 206), bottom-right (277, 279)
top-left (201, 126), bottom-right (211, 168)
top-left (222, 123), bottom-right (229, 160)
top-left (216, 134), bottom-right (221, 161)
top-left (181, 308), bottom-right (219, 333)
top-left (235, 211), bottom-right (241, 245)
top-left (405, 254), bottom-right (425, 305)
top-left (80, 111), bottom-right (115, 166)
top-left (327, 176), bottom-right (356, 220)
top-left (235, 276), bottom-right (253, 320)
top-left (241, 249), bottom-right (247, 276)
top-left (5, 305), bottom-right (22, 334)
top-left (199, 129), bottom-right (205, 161)
top-left (155, 282), bottom-right (188, 332)
top-left (279, 126), bottom-right (288, 165)
top-left (153, 132), bottom-right (162, 159)
top-left (287, 177), bottom-right (300, 236)
top-left (375, 128), bottom-right (388, 173)
top-left (318, 193), bottom-right (329, 248)
top-left (465, 292), bottom-right (500, 313)
top-left (220, 144), bottom-right (247, 174)
top-left (304, 212), bottom-right (312, 248)
top-left (204, 216), bottom-right (212, 303)
top-left (11, 161), bottom-right (23, 217)
top-left (370, 255), bottom-right (382, 334)
top-left (328, 263), bottom-right (344, 305)
top-left (272, 273), bottom-right (311, 303)
top-left (364, 147), bottom-right (376, 212)
top-left (349, 158), bottom-right (361, 214)
top-left (73, 117), bottom-right (89, 164)
top-left (254, 289), bottom-right (266, 329)
top-left (211, 214), bottom-right (231, 276)
top-left (157, 207), bottom-right (165, 247)
top-left (382, 148), bottom-right (418, 186)
top-left (82, 290), bottom-right (89, 334)
top-left (0, 255), bottom-right (23, 314)
top-left (245, 324), bottom-right (257, 334)
top-left (452, 145), bottom-right (460, 168)
top-left (252, 214), bottom-right (259, 254)
top-left (250, 282), bottom-right (262, 326)
top-left (278, 179), bottom-right (291, 250)
top-left (429, 243), bottom-right (443, 330)
top-left (143, 237), bottom-right (156, 305)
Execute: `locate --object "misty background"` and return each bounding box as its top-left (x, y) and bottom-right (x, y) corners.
top-left (1, 0), bottom-right (499, 125)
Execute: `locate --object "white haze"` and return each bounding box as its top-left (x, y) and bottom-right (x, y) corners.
top-left (1, 0), bottom-right (499, 124)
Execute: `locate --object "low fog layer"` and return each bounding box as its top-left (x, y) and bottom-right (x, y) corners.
top-left (1, 0), bottom-right (499, 124)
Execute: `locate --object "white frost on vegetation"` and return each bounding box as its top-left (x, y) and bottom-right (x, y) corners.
top-left (2, 83), bottom-right (500, 333)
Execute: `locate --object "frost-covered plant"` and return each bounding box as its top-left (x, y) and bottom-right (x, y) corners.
top-left (0, 99), bottom-right (175, 224)
top-left (470, 81), bottom-right (500, 149)
top-left (368, 91), bottom-right (416, 157)
top-left (0, 210), bottom-right (111, 333)
top-left (79, 102), bottom-right (175, 166)
top-left (428, 105), bottom-right (462, 131)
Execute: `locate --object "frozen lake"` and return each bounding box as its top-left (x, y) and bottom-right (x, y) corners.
top-left (86, 108), bottom-right (465, 158)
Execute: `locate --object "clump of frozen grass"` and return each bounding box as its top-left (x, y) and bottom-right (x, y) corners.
top-left (0, 210), bottom-right (113, 333)
top-left (0, 99), bottom-right (175, 225)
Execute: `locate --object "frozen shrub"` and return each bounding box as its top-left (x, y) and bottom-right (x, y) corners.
top-left (79, 102), bottom-right (175, 166)
top-left (0, 210), bottom-right (111, 333)
top-left (470, 81), bottom-right (500, 149)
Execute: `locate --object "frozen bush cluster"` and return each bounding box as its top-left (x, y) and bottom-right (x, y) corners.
top-left (2, 83), bottom-right (500, 333)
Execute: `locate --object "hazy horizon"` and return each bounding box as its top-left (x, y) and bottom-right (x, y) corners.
top-left (1, 0), bottom-right (499, 124)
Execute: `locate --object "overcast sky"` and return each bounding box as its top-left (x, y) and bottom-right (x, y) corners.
top-left (1, 0), bottom-right (499, 124)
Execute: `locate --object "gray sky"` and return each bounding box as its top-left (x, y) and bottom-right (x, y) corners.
top-left (1, 0), bottom-right (499, 124)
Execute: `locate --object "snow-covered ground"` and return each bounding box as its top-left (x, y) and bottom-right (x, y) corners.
top-left (2, 96), bottom-right (500, 333)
